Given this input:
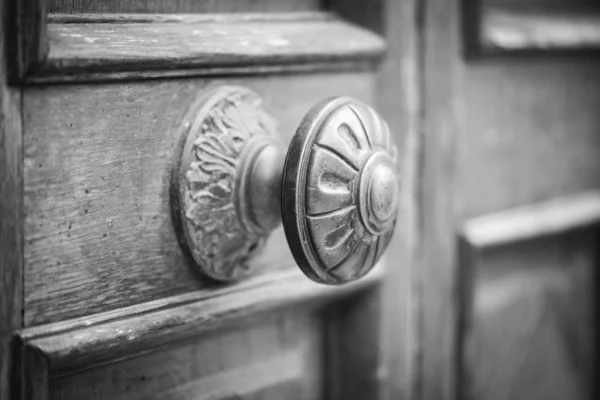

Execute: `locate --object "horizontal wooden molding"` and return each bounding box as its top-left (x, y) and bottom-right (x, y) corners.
top-left (48, 0), bottom-right (321, 14)
top-left (461, 190), bottom-right (600, 248)
top-left (464, 4), bottom-right (600, 57)
top-left (17, 267), bottom-right (382, 379)
top-left (23, 13), bottom-right (386, 84)
top-left (47, 11), bottom-right (330, 24)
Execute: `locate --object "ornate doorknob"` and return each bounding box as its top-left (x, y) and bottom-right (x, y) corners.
top-left (174, 86), bottom-right (399, 285)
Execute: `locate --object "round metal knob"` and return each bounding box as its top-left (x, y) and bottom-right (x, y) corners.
top-left (174, 86), bottom-right (399, 285)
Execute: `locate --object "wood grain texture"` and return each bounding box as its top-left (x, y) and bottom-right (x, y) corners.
top-left (27, 16), bottom-right (385, 84)
top-left (48, 0), bottom-right (321, 14)
top-left (47, 12), bottom-right (328, 23)
top-left (24, 73), bottom-right (373, 326)
top-left (19, 267), bottom-right (381, 376)
top-left (23, 73), bottom-right (376, 326)
top-left (17, 272), bottom-right (381, 399)
top-left (421, 0), bottom-right (600, 398)
top-left (46, 311), bottom-right (323, 400)
top-left (0, 0), bottom-right (23, 397)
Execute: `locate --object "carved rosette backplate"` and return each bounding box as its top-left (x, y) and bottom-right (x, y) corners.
top-left (176, 86), bottom-right (277, 282)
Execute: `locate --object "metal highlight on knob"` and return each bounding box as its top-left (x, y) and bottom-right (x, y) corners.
top-left (174, 86), bottom-right (399, 285)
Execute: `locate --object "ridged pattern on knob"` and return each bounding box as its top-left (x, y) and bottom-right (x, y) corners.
top-left (282, 97), bottom-right (399, 285)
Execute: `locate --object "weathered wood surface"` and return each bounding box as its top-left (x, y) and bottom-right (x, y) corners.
top-left (23, 73), bottom-right (376, 326)
top-left (28, 16), bottom-right (385, 83)
top-left (47, 311), bottom-right (323, 400)
top-left (49, 0), bottom-right (321, 14)
top-left (47, 12), bottom-right (327, 23)
top-left (15, 2), bottom-right (410, 400)
top-left (0, 0), bottom-right (23, 397)
top-left (19, 267), bottom-right (382, 375)
top-left (420, 0), bottom-right (600, 398)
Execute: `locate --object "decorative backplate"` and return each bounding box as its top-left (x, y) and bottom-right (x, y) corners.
top-left (282, 97), bottom-right (399, 285)
top-left (176, 86), bottom-right (278, 282)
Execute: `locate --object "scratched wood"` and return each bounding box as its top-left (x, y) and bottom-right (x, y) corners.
top-left (420, 0), bottom-right (600, 398)
top-left (22, 72), bottom-right (376, 326)
top-left (28, 16), bottom-right (384, 84)
top-left (48, 0), bottom-right (321, 14)
top-left (16, 2), bottom-right (412, 400)
top-left (17, 270), bottom-right (382, 399)
top-left (48, 311), bottom-right (323, 400)
top-left (19, 268), bottom-right (381, 375)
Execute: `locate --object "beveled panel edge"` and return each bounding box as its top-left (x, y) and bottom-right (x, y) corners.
top-left (16, 266), bottom-right (383, 379)
top-left (454, 189), bottom-right (600, 399)
top-left (460, 190), bottom-right (600, 249)
top-left (463, 4), bottom-right (600, 58)
top-left (27, 61), bottom-right (379, 85)
top-left (23, 13), bottom-right (386, 85)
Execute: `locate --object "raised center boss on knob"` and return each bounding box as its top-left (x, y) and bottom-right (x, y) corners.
top-left (174, 86), bottom-right (399, 285)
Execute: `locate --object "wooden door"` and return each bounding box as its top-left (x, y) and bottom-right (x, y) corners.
top-left (0, 1), bottom-right (418, 400)
top-left (419, 0), bottom-right (600, 399)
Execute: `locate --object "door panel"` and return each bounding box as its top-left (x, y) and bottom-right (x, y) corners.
top-left (22, 73), bottom-right (375, 326)
top-left (2, 0), bottom-right (411, 399)
top-left (459, 193), bottom-right (599, 399)
top-left (421, 0), bottom-right (600, 398)
top-left (459, 61), bottom-right (600, 215)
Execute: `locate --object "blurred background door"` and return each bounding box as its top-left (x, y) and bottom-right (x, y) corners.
top-left (418, 0), bottom-right (600, 399)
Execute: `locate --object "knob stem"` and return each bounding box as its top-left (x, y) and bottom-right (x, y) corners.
top-left (237, 139), bottom-right (285, 235)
